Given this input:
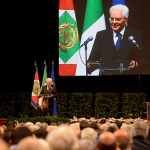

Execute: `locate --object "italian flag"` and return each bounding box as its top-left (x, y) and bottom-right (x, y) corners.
top-left (38, 63), bottom-right (47, 108)
top-left (75, 0), bottom-right (106, 76)
top-left (59, 0), bottom-right (80, 76)
top-left (31, 67), bottom-right (41, 109)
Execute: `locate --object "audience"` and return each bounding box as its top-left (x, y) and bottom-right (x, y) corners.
top-left (0, 117), bottom-right (149, 150)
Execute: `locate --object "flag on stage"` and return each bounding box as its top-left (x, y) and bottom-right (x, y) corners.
top-left (112, 0), bottom-right (125, 5)
top-left (59, 0), bottom-right (80, 76)
top-left (41, 61), bottom-right (48, 86)
top-left (51, 61), bottom-right (57, 116)
top-left (75, 0), bottom-right (106, 76)
top-left (31, 63), bottom-right (41, 109)
top-left (51, 61), bottom-right (55, 83)
top-left (38, 61), bottom-right (48, 108)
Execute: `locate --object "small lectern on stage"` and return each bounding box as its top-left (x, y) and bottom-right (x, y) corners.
top-left (39, 94), bottom-right (54, 116)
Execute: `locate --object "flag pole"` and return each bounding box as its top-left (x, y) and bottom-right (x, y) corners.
top-left (44, 59), bottom-right (46, 65)
top-left (34, 61), bottom-right (37, 69)
top-left (52, 60), bottom-right (54, 66)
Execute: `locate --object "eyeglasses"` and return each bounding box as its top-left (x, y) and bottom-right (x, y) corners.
top-left (109, 17), bottom-right (124, 21)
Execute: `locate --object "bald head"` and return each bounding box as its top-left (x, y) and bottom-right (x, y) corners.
top-left (17, 137), bottom-right (43, 150)
top-left (98, 131), bottom-right (117, 150)
top-left (0, 139), bottom-right (9, 150)
top-left (114, 129), bottom-right (132, 150)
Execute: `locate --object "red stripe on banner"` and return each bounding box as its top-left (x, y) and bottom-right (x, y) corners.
top-left (34, 71), bottom-right (39, 80)
top-left (59, 64), bottom-right (76, 76)
top-left (59, 0), bottom-right (74, 10)
top-left (32, 96), bottom-right (38, 104)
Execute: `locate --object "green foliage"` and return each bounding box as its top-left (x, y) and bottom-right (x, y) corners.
top-left (0, 92), bottom-right (147, 119)
top-left (7, 116), bottom-right (70, 125)
top-left (0, 93), bottom-right (16, 118)
top-left (95, 92), bottom-right (119, 118)
top-left (122, 93), bottom-right (146, 118)
top-left (57, 92), bottom-right (69, 117)
top-left (15, 92), bottom-right (42, 117)
top-left (68, 93), bottom-right (93, 118)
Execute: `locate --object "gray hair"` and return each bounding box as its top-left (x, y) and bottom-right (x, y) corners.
top-left (109, 4), bottom-right (129, 18)
top-left (131, 120), bottom-right (149, 139)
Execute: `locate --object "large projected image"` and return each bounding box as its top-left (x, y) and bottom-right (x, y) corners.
top-left (59, 0), bottom-right (150, 76)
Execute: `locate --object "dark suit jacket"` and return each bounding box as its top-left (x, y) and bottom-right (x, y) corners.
top-left (132, 136), bottom-right (150, 150)
top-left (87, 27), bottom-right (147, 75)
top-left (39, 84), bottom-right (57, 100)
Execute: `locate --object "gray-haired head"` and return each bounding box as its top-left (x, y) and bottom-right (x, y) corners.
top-left (109, 4), bottom-right (129, 19)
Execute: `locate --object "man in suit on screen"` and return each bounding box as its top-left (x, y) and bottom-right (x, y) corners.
top-left (87, 4), bottom-right (147, 75)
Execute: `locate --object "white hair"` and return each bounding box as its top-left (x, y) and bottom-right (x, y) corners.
top-left (109, 4), bottom-right (129, 18)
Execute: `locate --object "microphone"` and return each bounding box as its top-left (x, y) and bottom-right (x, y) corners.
top-left (80, 36), bottom-right (93, 48)
top-left (51, 84), bottom-right (54, 90)
top-left (128, 36), bottom-right (140, 50)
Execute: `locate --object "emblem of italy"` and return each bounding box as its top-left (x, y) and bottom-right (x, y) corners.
top-left (33, 81), bottom-right (40, 95)
top-left (59, 22), bottom-right (78, 53)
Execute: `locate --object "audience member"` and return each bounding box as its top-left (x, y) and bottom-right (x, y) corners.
top-left (81, 127), bottom-right (98, 144)
top-left (3, 126), bottom-right (15, 147)
top-left (114, 129), bottom-right (132, 150)
top-left (0, 139), bottom-right (9, 150)
top-left (78, 138), bottom-right (96, 150)
top-left (17, 137), bottom-right (45, 150)
top-left (46, 125), bottom-right (79, 150)
top-left (10, 126), bottom-right (33, 150)
top-left (131, 120), bottom-right (150, 150)
top-left (33, 128), bottom-right (48, 139)
top-left (107, 123), bottom-right (119, 133)
top-left (97, 131), bottom-right (118, 150)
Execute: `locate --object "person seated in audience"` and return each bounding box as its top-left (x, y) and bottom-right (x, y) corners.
top-left (0, 138), bottom-right (9, 150)
top-left (10, 126), bottom-right (33, 150)
top-left (69, 123), bottom-right (81, 139)
top-left (114, 129), bottom-right (132, 150)
top-left (33, 128), bottom-right (48, 139)
top-left (131, 120), bottom-right (150, 150)
top-left (17, 137), bottom-right (46, 150)
top-left (115, 119), bottom-right (123, 129)
top-left (97, 131), bottom-right (119, 150)
top-left (79, 121), bottom-right (89, 130)
top-left (100, 123), bottom-right (109, 133)
top-left (2, 126), bottom-right (15, 148)
top-left (79, 138), bottom-right (96, 150)
top-left (46, 125), bottom-right (79, 150)
top-left (81, 127), bottom-right (98, 147)
top-left (106, 123), bottom-right (119, 133)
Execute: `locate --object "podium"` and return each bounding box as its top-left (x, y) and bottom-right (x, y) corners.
top-left (88, 60), bottom-right (131, 75)
top-left (39, 94), bottom-right (54, 114)
top-left (39, 94), bottom-right (54, 99)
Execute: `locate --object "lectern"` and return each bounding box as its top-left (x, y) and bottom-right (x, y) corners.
top-left (88, 60), bottom-right (131, 75)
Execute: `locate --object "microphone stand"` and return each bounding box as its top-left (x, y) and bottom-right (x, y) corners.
top-left (84, 44), bottom-right (88, 76)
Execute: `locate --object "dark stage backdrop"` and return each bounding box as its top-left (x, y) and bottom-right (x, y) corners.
top-left (0, 0), bottom-right (150, 97)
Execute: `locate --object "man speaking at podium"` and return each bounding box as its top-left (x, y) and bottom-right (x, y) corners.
top-left (39, 78), bottom-right (57, 116)
top-left (87, 4), bottom-right (147, 75)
